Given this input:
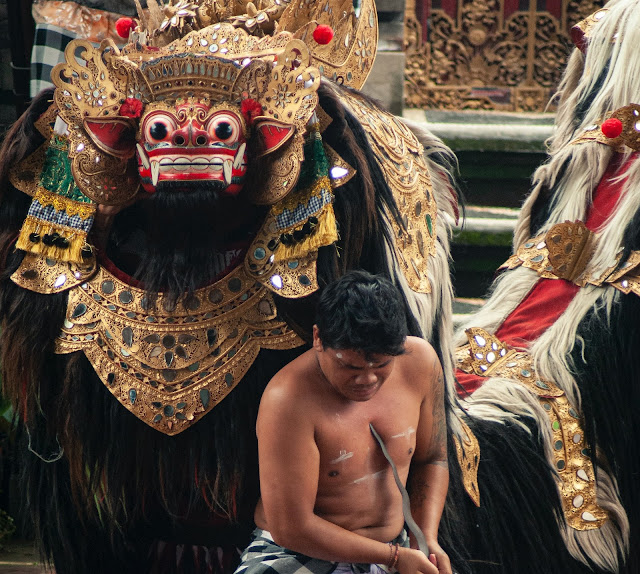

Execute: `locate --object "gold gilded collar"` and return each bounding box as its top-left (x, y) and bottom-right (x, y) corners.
top-left (55, 263), bottom-right (303, 435)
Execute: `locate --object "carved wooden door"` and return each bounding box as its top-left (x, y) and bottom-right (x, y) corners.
top-left (405, 0), bottom-right (604, 111)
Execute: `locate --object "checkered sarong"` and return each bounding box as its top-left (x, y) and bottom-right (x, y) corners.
top-left (234, 528), bottom-right (408, 574)
top-left (30, 23), bottom-right (78, 97)
top-left (30, 1), bottom-right (132, 96)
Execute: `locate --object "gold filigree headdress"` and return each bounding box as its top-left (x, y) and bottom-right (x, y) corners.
top-left (135, 0), bottom-right (378, 89)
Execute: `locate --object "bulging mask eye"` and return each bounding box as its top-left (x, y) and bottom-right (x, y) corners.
top-left (207, 112), bottom-right (242, 144)
top-left (142, 112), bottom-right (177, 143)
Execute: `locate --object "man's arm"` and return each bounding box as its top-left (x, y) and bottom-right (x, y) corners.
top-left (256, 372), bottom-right (437, 574)
top-left (407, 347), bottom-right (452, 574)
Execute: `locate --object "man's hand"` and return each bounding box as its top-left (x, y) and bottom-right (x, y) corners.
top-left (426, 540), bottom-right (452, 574)
top-left (396, 547), bottom-right (438, 574)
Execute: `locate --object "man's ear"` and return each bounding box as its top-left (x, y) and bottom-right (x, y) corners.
top-left (312, 325), bottom-right (323, 352)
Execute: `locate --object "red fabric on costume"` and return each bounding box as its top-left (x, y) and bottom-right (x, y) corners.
top-left (84, 119), bottom-right (136, 156)
top-left (456, 153), bottom-right (634, 396)
top-left (257, 121), bottom-right (293, 153)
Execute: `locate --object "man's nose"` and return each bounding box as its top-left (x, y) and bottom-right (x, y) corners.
top-left (356, 371), bottom-right (377, 385)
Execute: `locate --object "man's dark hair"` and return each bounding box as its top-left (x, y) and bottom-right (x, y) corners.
top-left (315, 270), bottom-right (408, 358)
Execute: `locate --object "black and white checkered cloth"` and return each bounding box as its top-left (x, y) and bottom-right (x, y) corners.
top-left (234, 528), bottom-right (408, 574)
top-left (30, 23), bottom-right (80, 97)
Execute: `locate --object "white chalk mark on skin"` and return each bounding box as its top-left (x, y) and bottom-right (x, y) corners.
top-left (352, 470), bottom-right (385, 484)
top-left (330, 450), bottom-right (354, 464)
top-left (392, 426), bottom-right (416, 440)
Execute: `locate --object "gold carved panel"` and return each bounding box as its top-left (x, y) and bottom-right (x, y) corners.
top-left (405, 0), bottom-right (604, 112)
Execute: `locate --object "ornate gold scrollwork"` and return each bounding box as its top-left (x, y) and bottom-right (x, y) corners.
top-left (404, 0), bottom-right (605, 112)
top-left (54, 263), bottom-right (304, 436)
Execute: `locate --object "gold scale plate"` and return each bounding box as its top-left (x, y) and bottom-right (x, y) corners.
top-left (340, 90), bottom-right (438, 294)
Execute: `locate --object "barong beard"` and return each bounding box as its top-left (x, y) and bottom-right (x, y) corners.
top-left (107, 182), bottom-right (263, 307)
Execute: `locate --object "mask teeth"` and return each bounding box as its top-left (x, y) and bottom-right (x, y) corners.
top-left (233, 142), bottom-right (246, 169)
top-left (137, 144), bottom-right (150, 169)
top-left (151, 160), bottom-right (160, 186)
top-left (223, 159), bottom-right (233, 186)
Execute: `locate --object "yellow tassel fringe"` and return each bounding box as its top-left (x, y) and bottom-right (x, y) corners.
top-left (16, 216), bottom-right (88, 264)
top-left (274, 205), bottom-right (338, 262)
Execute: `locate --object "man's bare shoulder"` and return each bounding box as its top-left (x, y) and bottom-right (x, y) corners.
top-left (400, 336), bottom-right (439, 367)
top-left (259, 349), bottom-right (320, 416)
top-left (397, 337), bottom-right (442, 392)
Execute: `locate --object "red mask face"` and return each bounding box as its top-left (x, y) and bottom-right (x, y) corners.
top-left (136, 100), bottom-right (248, 195)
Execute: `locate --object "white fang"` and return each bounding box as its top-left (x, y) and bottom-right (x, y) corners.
top-left (151, 161), bottom-right (160, 186)
top-left (137, 144), bottom-right (150, 169)
top-left (223, 160), bottom-right (233, 186)
top-left (234, 143), bottom-right (246, 169)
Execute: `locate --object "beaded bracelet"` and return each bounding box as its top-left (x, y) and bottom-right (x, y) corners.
top-left (387, 542), bottom-right (399, 570)
top-left (387, 543), bottom-right (395, 568)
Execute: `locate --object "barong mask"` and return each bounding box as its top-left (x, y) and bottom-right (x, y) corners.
top-left (11, 0), bottom-right (378, 267)
top-left (52, 33), bottom-right (320, 204)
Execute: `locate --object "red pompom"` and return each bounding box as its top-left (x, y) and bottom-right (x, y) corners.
top-left (241, 98), bottom-right (264, 125)
top-left (119, 97), bottom-right (143, 118)
top-left (313, 25), bottom-right (334, 45)
top-left (601, 118), bottom-right (623, 139)
top-left (115, 17), bottom-right (136, 39)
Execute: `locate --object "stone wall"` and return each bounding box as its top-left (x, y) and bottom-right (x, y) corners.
top-left (361, 0), bottom-right (405, 115)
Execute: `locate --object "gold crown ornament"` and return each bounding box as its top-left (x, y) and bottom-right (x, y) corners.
top-left (570, 103), bottom-right (640, 152)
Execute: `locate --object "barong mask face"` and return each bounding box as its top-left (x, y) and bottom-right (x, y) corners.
top-left (135, 99), bottom-right (249, 194)
top-left (54, 34), bottom-right (320, 204)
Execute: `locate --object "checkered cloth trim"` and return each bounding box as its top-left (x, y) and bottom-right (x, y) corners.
top-left (27, 200), bottom-right (94, 233)
top-left (276, 187), bottom-right (332, 231)
top-left (30, 24), bottom-right (81, 97)
top-left (234, 528), bottom-right (408, 574)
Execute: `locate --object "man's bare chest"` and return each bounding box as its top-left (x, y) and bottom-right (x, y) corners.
top-left (314, 394), bottom-right (421, 484)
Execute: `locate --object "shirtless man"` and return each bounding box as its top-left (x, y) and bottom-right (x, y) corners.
top-left (236, 270), bottom-right (452, 574)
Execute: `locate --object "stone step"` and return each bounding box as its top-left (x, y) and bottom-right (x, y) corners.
top-left (449, 206), bottom-right (518, 299)
top-left (403, 109), bottom-right (554, 152)
top-left (0, 539), bottom-right (46, 573)
top-left (403, 108), bottom-right (549, 208)
top-left (453, 297), bottom-right (485, 327)
top-left (452, 205), bottom-right (519, 247)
